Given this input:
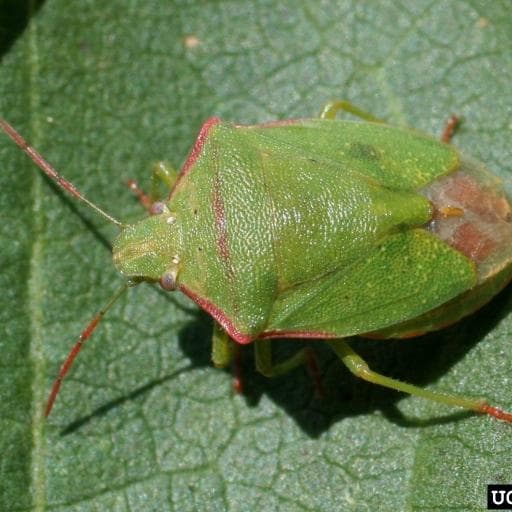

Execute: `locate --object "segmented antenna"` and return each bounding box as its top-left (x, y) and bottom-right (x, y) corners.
top-left (0, 118), bottom-right (122, 227)
top-left (0, 118), bottom-right (131, 415)
top-left (45, 283), bottom-right (130, 417)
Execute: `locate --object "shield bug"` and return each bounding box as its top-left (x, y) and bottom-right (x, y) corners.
top-left (2, 100), bottom-right (512, 422)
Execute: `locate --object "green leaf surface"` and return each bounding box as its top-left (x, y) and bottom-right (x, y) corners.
top-left (1, 1), bottom-right (511, 510)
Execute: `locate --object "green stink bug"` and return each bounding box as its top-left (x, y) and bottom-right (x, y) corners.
top-left (2, 100), bottom-right (512, 422)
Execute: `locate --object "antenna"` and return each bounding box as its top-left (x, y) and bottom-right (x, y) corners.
top-left (45, 283), bottom-right (131, 416)
top-left (0, 118), bottom-right (122, 227)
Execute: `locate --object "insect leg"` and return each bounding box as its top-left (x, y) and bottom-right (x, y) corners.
top-left (211, 322), bottom-right (234, 368)
top-left (127, 161), bottom-right (179, 213)
top-left (327, 339), bottom-right (512, 423)
top-left (211, 323), bottom-right (245, 392)
top-left (255, 340), bottom-right (310, 376)
top-left (319, 100), bottom-right (385, 123)
top-left (150, 161), bottom-right (179, 201)
top-left (255, 340), bottom-right (324, 397)
top-left (440, 115), bottom-right (460, 144)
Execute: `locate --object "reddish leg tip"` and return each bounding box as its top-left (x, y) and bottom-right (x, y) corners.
top-left (126, 179), bottom-right (153, 211)
top-left (479, 403), bottom-right (512, 423)
top-left (233, 376), bottom-right (244, 394)
top-left (305, 348), bottom-right (326, 400)
top-left (231, 344), bottom-right (244, 394)
top-left (441, 114), bottom-right (461, 144)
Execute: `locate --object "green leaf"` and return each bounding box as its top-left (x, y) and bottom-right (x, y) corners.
top-left (1, 1), bottom-right (511, 510)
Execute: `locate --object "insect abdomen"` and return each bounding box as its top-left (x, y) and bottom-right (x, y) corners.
top-left (422, 157), bottom-right (512, 282)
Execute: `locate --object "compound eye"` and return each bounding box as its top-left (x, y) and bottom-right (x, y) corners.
top-left (159, 270), bottom-right (177, 291)
top-left (151, 201), bottom-right (168, 215)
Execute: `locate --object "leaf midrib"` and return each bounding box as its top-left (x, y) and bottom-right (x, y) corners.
top-left (25, 8), bottom-right (47, 511)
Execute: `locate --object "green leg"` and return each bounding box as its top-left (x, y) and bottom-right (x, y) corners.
top-left (211, 322), bottom-right (234, 368)
top-left (254, 340), bottom-right (325, 388)
top-left (255, 340), bottom-right (314, 377)
top-left (254, 340), bottom-right (324, 397)
top-left (326, 339), bottom-right (512, 419)
top-left (128, 161), bottom-right (179, 212)
top-left (211, 322), bottom-right (244, 392)
top-left (150, 160), bottom-right (179, 202)
top-left (320, 100), bottom-right (385, 123)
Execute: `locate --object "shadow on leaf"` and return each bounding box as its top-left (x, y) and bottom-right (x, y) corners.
top-left (0, 0), bottom-right (46, 59)
top-left (59, 281), bottom-right (512, 437)
top-left (178, 283), bottom-right (512, 437)
top-left (60, 364), bottom-right (195, 436)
